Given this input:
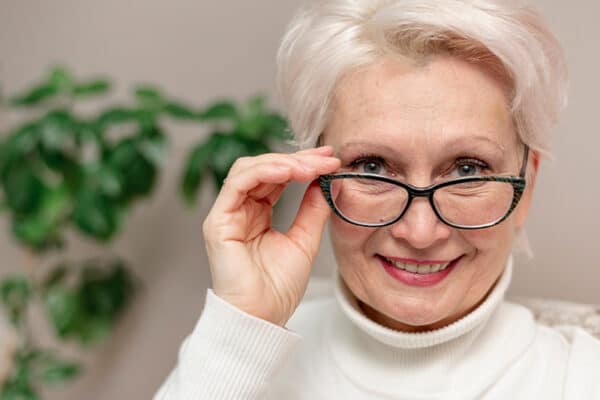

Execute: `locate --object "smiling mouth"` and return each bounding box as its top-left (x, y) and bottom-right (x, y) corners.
top-left (377, 255), bottom-right (462, 275)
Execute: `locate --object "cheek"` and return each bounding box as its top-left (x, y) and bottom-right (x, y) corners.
top-left (460, 218), bottom-right (517, 285)
top-left (330, 217), bottom-right (372, 257)
top-left (460, 215), bottom-right (518, 253)
top-left (330, 217), bottom-right (379, 303)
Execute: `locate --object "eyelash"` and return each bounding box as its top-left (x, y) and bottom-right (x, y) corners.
top-left (346, 155), bottom-right (492, 176)
top-left (347, 154), bottom-right (389, 172)
top-left (451, 157), bottom-right (491, 175)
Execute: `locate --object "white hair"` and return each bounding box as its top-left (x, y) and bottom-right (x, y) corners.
top-left (276, 0), bottom-right (568, 158)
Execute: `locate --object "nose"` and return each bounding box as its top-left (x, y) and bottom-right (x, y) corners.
top-left (388, 196), bottom-right (452, 249)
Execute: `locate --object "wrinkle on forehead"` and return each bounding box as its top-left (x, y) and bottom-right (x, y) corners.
top-left (325, 55), bottom-right (515, 154)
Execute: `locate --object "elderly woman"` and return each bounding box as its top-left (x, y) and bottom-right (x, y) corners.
top-left (155, 1), bottom-right (600, 399)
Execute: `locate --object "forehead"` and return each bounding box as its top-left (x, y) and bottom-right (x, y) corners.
top-left (325, 55), bottom-right (516, 154)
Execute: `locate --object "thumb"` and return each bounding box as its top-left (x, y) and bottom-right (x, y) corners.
top-left (286, 180), bottom-right (331, 262)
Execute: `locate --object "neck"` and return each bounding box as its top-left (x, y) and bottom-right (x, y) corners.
top-left (357, 275), bottom-right (502, 333)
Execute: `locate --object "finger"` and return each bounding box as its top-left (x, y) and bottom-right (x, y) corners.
top-left (248, 182), bottom-right (285, 204)
top-left (285, 180), bottom-right (331, 263)
top-left (228, 147), bottom-right (333, 175)
top-left (215, 155), bottom-right (340, 213)
top-left (215, 164), bottom-right (291, 212)
top-left (296, 146), bottom-right (334, 156)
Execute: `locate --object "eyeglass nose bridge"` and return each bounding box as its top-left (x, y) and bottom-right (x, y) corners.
top-left (391, 186), bottom-right (443, 225)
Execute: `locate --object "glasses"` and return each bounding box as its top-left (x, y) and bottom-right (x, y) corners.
top-left (319, 147), bottom-right (529, 230)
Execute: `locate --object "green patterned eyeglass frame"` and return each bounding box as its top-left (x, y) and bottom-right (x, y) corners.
top-left (318, 146), bottom-right (529, 230)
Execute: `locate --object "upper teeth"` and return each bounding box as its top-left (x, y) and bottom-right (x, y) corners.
top-left (386, 258), bottom-right (451, 274)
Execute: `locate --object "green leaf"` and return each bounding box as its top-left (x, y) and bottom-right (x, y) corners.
top-left (108, 139), bottom-right (157, 202)
top-left (163, 101), bottom-right (198, 119)
top-left (134, 86), bottom-right (163, 110)
top-left (39, 146), bottom-right (79, 175)
top-left (0, 277), bottom-right (31, 324)
top-left (72, 189), bottom-right (120, 240)
top-left (97, 166), bottom-right (122, 197)
top-left (41, 358), bottom-right (81, 385)
top-left (13, 214), bottom-right (55, 249)
top-left (49, 66), bottom-right (73, 91)
top-left (2, 123), bottom-right (40, 160)
top-left (39, 184), bottom-right (70, 224)
top-left (10, 84), bottom-right (58, 107)
top-left (137, 136), bottom-right (167, 167)
top-left (1, 161), bottom-right (44, 214)
top-left (76, 316), bottom-right (111, 345)
top-left (95, 108), bottom-right (137, 129)
top-left (80, 263), bottom-right (133, 319)
top-left (39, 110), bottom-right (76, 151)
top-left (262, 113), bottom-right (291, 141)
top-left (73, 80), bottom-right (110, 97)
top-left (198, 101), bottom-right (238, 121)
top-left (181, 139), bottom-right (215, 205)
top-left (210, 134), bottom-right (257, 189)
top-left (44, 286), bottom-right (81, 337)
top-left (0, 381), bottom-right (39, 400)
top-left (10, 183), bottom-right (68, 250)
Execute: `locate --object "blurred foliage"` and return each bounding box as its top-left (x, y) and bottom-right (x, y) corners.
top-left (0, 66), bottom-right (290, 399)
top-left (180, 95), bottom-right (291, 205)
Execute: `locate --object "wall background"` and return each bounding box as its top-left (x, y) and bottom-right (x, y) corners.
top-left (0, 1), bottom-right (598, 399)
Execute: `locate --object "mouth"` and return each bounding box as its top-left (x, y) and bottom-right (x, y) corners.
top-left (376, 254), bottom-right (464, 287)
top-left (379, 257), bottom-right (453, 275)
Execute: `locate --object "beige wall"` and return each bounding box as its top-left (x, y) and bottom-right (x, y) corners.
top-left (0, 1), bottom-right (598, 399)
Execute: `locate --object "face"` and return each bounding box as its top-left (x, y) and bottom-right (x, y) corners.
top-left (323, 55), bottom-right (538, 332)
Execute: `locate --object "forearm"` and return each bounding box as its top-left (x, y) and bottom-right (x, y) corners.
top-left (154, 289), bottom-right (301, 399)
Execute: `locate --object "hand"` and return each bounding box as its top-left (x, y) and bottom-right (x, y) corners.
top-left (202, 146), bottom-right (341, 326)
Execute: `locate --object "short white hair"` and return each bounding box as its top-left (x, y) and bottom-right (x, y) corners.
top-left (276, 0), bottom-right (568, 157)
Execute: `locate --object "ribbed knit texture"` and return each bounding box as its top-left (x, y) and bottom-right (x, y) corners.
top-left (326, 257), bottom-right (533, 399)
top-left (155, 255), bottom-right (600, 399)
top-left (334, 256), bottom-right (513, 349)
top-left (154, 289), bottom-right (301, 399)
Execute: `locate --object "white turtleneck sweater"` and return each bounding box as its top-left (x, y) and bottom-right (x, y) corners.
top-left (154, 259), bottom-right (600, 399)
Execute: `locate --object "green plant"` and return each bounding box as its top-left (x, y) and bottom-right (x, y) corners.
top-left (180, 95), bottom-right (291, 204)
top-left (0, 66), bottom-right (291, 399)
top-left (0, 66), bottom-right (184, 399)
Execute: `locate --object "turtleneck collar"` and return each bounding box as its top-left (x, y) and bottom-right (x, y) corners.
top-left (326, 256), bottom-right (536, 398)
top-left (333, 256), bottom-right (513, 349)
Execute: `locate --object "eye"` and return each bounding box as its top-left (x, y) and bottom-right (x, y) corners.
top-left (450, 158), bottom-right (489, 178)
top-left (348, 156), bottom-right (387, 175)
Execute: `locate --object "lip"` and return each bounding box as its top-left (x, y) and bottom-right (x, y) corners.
top-left (378, 254), bottom-right (464, 287)
top-left (382, 256), bottom-right (453, 265)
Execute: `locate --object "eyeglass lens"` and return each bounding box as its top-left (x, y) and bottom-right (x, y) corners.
top-left (330, 177), bottom-right (515, 227)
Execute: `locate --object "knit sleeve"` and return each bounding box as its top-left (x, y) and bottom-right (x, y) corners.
top-left (153, 289), bottom-right (302, 399)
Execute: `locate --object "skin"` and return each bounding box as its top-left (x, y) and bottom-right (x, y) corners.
top-left (323, 55), bottom-right (539, 332)
top-left (203, 54), bottom-right (539, 332)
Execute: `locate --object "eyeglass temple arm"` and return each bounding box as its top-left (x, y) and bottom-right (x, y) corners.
top-left (518, 145), bottom-right (530, 178)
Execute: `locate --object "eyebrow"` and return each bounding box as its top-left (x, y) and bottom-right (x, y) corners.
top-left (337, 135), bottom-right (507, 159)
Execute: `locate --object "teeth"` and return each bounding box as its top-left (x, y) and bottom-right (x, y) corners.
top-left (387, 258), bottom-right (451, 275)
top-left (417, 264), bottom-right (431, 274)
top-left (404, 263), bottom-right (418, 273)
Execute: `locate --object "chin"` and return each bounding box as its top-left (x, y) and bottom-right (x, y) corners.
top-left (374, 292), bottom-right (457, 330)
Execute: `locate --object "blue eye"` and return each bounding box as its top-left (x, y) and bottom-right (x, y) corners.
top-left (362, 160), bottom-right (384, 174)
top-left (452, 159), bottom-right (489, 177)
top-left (349, 156), bottom-right (387, 175)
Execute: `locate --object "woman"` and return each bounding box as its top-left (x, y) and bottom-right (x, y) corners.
top-left (156, 1), bottom-right (600, 399)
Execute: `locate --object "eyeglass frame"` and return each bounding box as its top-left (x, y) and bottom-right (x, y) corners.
top-left (318, 146), bottom-right (529, 230)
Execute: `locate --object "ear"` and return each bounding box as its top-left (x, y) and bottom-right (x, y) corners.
top-left (513, 150), bottom-right (540, 230)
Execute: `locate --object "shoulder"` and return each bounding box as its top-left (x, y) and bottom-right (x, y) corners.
top-left (508, 296), bottom-right (600, 344)
top-left (507, 297), bottom-right (600, 398)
